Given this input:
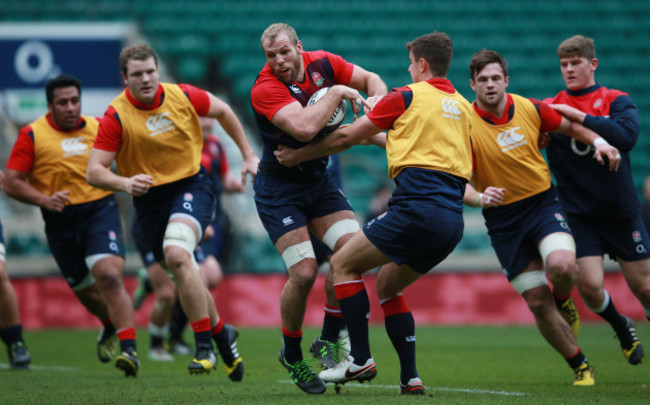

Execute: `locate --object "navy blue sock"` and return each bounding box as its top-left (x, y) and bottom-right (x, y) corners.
top-left (320, 308), bottom-right (343, 342)
top-left (1, 324), bottom-right (23, 346)
top-left (382, 296), bottom-right (418, 384)
top-left (282, 328), bottom-right (303, 364)
top-left (566, 349), bottom-right (587, 369)
top-left (335, 281), bottom-right (371, 364)
top-left (595, 293), bottom-right (627, 330)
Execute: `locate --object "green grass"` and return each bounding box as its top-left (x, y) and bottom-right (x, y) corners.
top-left (2, 324), bottom-right (649, 404)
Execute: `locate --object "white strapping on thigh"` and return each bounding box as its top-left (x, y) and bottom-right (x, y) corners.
top-left (322, 219), bottom-right (360, 251)
top-left (510, 270), bottom-right (548, 295)
top-left (539, 232), bottom-right (575, 265)
top-left (282, 241), bottom-right (316, 269)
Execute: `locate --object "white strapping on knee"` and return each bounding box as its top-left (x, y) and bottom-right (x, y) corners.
top-left (322, 219), bottom-right (360, 251)
top-left (0, 243), bottom-right (5, 263)
top-left (163, 222), bottom-right (197, 255)
top-left (72, 271), bottom-right (96, 291)
top-left (588, 290), bottom-right (611, 313)
top-left (539, 233), bottom-right (575, 265)
top-left (85, 253), bottom-right (112, 271)
top-left (510, 270), bottom-right (548, 295)
top-left (281, 241), bottom-right (316, 269)
top-left (169, 213), bottom-right (203, 241)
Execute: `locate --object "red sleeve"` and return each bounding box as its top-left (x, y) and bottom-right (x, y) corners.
top-left (324, 51), bottom-right (355, 85)
top-left (366, 87), bottom-right (409, 130)
top-left (6, 126), bottom-right (36, 173)
top-left (178, 84), bottom-right (211, 116)
top-left (530, 98), bottom-right (562, 132)
top-left (251, 75), bottom-right (297, 121)
top-left (93, 106), bottom-right (123, 152)
top-left (201, 152), bottom-right (212, 174)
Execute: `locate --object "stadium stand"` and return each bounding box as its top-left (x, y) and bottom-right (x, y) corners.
top-left (1, 0), bottom-right (649, 273)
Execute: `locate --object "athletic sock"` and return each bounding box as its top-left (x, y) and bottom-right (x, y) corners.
top-left (191, 317), bottom-right (213, 348)
top-left (211, 317), bottom-right (229, 346)
top-left (320, 304), bottom-right (344, 342)
top-left (117, 327), bottom-right (137, 352)
top-left (591, 290), bottom-right (628, 330)
top-left (565, 348), bottom-right (587, 369)
top-left (381, 296), bottom-right (418, 384)
top-left (148, 322), bottom-right (167, 348)
top-left (281, 327), bottom-right (303, 364)
top-left (1, 324), bottom-right (24, 346)
top-left (335, 278), bottom-right (371, 364)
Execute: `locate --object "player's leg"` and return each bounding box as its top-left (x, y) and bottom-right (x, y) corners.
top-left (616, 257), bottom-right (650, 364)
top-left (539, 232), bottom-right (580, 338)
top-left (0, 254), bottom-right (30, 370)
top-left (319, 230), bottom-right (389, 384)
top-left (512, 264), bottom-right (593, 386)
top-left (376, 262), bottom-right (424, 395)
top-left (146, 262), bottom-right (176, 361)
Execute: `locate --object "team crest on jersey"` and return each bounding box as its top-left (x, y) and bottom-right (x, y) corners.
top-left (593, 98), bottom-right (602, 109)
top-left (311, 72), bottom-right (324, 86)
top-left (60, 136), bottom-right (88, 157)
top-left (183, 193), bottom-right (194, 202)
top-left (441, 98), bottom-right (462, 121)
top-left (108, 231), bottom-right (117, 241)
top-left (146, 112), bottom-right (176, 137)
top-left (497, 127), bottom-right (527, 152)
top-left (633, 231), bottom-right (642, 243)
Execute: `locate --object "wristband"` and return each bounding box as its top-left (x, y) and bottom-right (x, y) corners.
top-left (593, 138), bottom-right (608, 148)
top-left (473, 193), bottom-right (483, 207)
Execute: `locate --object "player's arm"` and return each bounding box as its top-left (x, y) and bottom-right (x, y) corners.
top-left (4, 169), bottom-right (71, 212)
top-left (270, 85), bottom-right (370, 142)
top-left (551, 95), bottom-right (638, 151)
top-left (205, 93), bottom-right (259, 185)
top-left (463, 182), bottom-right (505, 208)
top-left (274, 115), bottom-right (382, 167)
top-left (347, 65), bottom-right (388, 110)
top-left (553, 116), bottom-right (621, 171)
top-left (86, 149), bottom-right (153, 196)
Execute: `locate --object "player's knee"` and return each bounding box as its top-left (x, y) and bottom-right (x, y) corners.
top-left (163, 222), bottom-right (198, 268)
top-left (282, 241), bottom-right (316, 270)
top-left (323, 219), bottom-right (360, 251)
top-left (546, 250), bottom-right (576, 281)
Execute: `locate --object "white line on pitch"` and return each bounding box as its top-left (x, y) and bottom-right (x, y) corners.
top-left (0, 362), bottom-right (79, 371)
top-left (277, 380), bottom-right (529, 396)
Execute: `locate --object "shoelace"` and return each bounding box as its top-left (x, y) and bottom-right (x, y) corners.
top-left (290, 359), bottom-right (318, 382)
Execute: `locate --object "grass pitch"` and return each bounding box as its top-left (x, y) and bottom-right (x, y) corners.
top-left (2, 323), bottom-right (649, 404)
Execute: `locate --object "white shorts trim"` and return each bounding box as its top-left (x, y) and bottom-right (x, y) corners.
top-left (510, 270), bottom-right (548, 295)
top-left (322, 219), bottom-right (360, 251)
top-left (85, 253), bottom-right (112, 271)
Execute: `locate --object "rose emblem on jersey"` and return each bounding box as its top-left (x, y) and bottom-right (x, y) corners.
top-left (554, 213), bottom-right (565, 221)
top-left (183, 193), bottom-right (194, 202)
top-left (311, 72), bottom-right (324, 87)
top-left (109, 231), bottom-right (117, 241)
top-left (632, 231), bottom-right (642, 242)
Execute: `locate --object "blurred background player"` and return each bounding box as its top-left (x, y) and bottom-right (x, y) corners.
top-left (545, 35), bottom-right (649, 365)
top-left (0, 170), bottom-right (31, 370)
top-left (87, 44), bottom-right (257, 380)
top-left (463, 49), bottom-right (621, 386)
top-left (250, 22), bottom-right (387, 394)
top-left (4, 75), bottom-right (138, 376)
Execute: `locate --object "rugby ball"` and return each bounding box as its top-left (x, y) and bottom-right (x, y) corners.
top-left (307, 87), bottom-right (346, 134)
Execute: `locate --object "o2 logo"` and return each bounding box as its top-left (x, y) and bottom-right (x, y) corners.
top-left (14, 40), bottom-right (61, 84)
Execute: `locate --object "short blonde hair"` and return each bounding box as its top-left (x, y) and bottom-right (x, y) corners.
top-left (261, 23), bottom-right (299, 49)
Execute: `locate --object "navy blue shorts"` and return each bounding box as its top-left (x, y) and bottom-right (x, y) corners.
top-left (363, 200), bottom-right (464, 274)
top-left (133, 170), bottom-right (216, 263)
top-left (569, 213), bottom-right (650, 261)
top-left (43, 195), bottom-right (125, 289)
top-left (484, 187), bottom-right (571, 281)
top-left (254, 173), bottom-right (353, 243)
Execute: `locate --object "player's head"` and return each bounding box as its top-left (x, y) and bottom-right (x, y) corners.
top-left (119, 44), bottom-right (160, 104)
top-left (261, 23), bottom-right (304, 85)
top-left (468, 49), bottom-right (509, 110)
top-left (45, 74), bottom-right (82, 131)
top-left (557, 35), bottom-right (598, 91)
top-left (406, 32), bottom-right (453, 81)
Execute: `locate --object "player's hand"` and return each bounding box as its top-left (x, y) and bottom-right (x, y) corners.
top-left (549, 104), bottom-right (587, 123)
top-left (363, 95), bottom-right (384, 113)
top-left (203, 224), bottom-right (214, 241)
top-left (538, 131), bottom-right (551, 150)
top-left (481, 186), bottom-right (505, 207)
top-left (241, 155), bottom-right (260, 186)
top-left (126, 174), bottom-right (154, 196)
top-left (45, 190), bottom-right (72, 212)
top-left (593, 143), bottom-right (621, 172)
top-left (333, 85), bottom-right (371, 114)
top-left (274, 145), bottom-right (301, 167)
